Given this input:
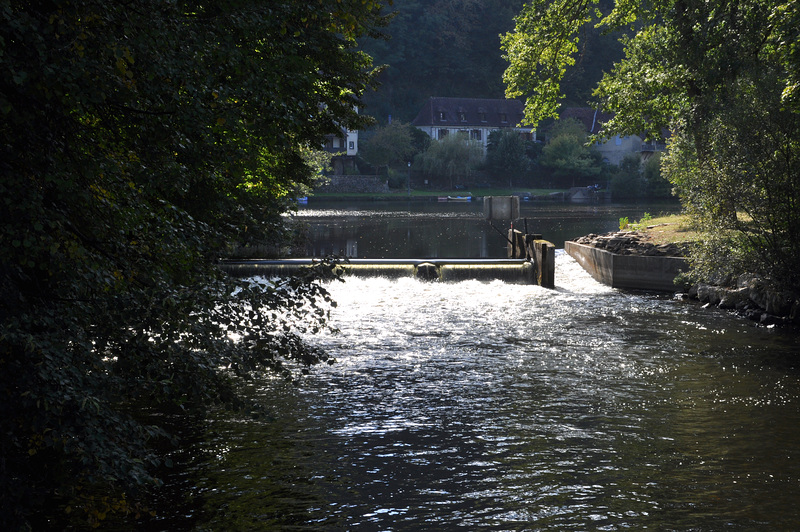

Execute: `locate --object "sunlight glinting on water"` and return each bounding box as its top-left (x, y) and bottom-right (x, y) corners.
top-left (291, 209), bottom-right (477, 219)
top-left (227, 250), bottom-right (790, 529)
top-left (149, 201), bottom-right (800, 530)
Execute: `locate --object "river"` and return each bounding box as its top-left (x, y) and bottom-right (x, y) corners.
top-left (152, 200), bottom-right (800, 530)
top-left (293, 198), bottom-right (676, 259)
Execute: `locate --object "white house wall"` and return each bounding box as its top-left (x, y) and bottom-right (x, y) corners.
top-left (418, 126), bottom-right (533, 151)
top-left (593, 134), bottom-right (642, 166)
top-left (346, 129), bottom-right (358, 156)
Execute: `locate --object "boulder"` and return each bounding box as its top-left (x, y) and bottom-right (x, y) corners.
top-left (718, 287), bottom-right (750, 310)
top-left (696, 283), bottom-right (723, 306)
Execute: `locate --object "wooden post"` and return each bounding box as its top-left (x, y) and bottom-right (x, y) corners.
top-left (507, 229), bottom-right (525, 258)
top-left (534, 240), bottom-right (555, 288)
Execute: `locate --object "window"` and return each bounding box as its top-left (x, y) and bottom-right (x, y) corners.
top-left (349, 141), bottom-right (355, 150)
top-left (499, 113), bottom-right (508, 123)
top-left (470, 129), bottom-right (482, 141)
top-left (458, 112), bottom-right (466, 122)
top-left (438, 129), bottom-right (449, 139)
top-left (438, 111), bottom-right (446, 121)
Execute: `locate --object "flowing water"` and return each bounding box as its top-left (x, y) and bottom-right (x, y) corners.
top-left (153, 201), bottom-right (800, 530)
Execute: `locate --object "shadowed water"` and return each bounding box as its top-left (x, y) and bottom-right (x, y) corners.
top-left (293, 199), bottom-right (681, 259)
top-left (156, 252), bottom-right (800, 530)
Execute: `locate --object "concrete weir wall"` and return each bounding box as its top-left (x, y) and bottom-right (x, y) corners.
top-left (221, 259), bottom-right (540, 285)
top-left (565, 241), bottom-right (688, 292)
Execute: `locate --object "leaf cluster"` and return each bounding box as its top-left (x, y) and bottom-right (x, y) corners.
top-left (485, 129), bottom-right (529, 183)
top-left (360, 0), bottom-right (530, 122)
top-left (504, 0), bottom-right (800, 291)
top-left (0, 0), bottom-right (385, 528)
top-left (417, 133), bottom-right (484, 188)
top-left (359, 121), bottom-right (418, 170)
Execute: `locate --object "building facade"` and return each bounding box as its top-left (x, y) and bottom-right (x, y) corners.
top-left (323, 125), bottom-right (359, 174)
top-left (557, 107), bottom-right (666, 165)
top-left (411, 97), bottom-right (535, 149)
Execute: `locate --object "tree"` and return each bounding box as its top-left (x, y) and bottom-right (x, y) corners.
top-left (609, 153), bottom-right (671, 199)
top-left (538, 118), bottom-right (602, 187)
top-left (610, 153), bottom-right (643, 199)
top-left (485, 129), bottom-right (529, 186)
top-left (359, 0), bottom-right (529, 122)
top-left (502, 0), bottom-right (800, 291)
top-left (661, 72), bottom-right (800, 285)
top-left (643, 153), bottom-right (671, 198)
top-left (359, 121), bottom-right (418, 172)
top-left (0, 0), bottom-right (386, 528)
top-left (418, 133), bottom-right (484, 188)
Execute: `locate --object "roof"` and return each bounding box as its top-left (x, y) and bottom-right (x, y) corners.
top-left (411, 97), bottom-right (530, 129)
top-left (558, 107), bottom-right (614, 135)
top-left (558, 107), bottom-right (670, 140)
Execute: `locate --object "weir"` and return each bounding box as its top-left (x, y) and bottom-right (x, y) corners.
top-left (221, 197), bottom-right (558, 286)
top-left (220, 258), bottom-right (541, 285)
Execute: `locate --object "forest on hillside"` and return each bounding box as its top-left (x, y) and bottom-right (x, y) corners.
top-left (354, 0), bottom-right (643, 194)
top-left (358, 0), bottom-right (624, 124)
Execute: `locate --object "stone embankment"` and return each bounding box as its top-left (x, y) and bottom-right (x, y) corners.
top-left (570, 230), bottom-right (800, 327)
top-left (688, 275), bottom-right (800, 327)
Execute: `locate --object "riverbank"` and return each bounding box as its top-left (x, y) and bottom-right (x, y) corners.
top-left (569, 215), bottom-right (800, 327)
top-left (307, 186), bottom-right (567, 201)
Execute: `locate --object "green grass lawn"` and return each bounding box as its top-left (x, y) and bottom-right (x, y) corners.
top-left (633, 214), bottom-right (699, 244)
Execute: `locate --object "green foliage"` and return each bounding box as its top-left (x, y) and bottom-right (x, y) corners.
top-left (663, 72), bottom-right (800, 287)
top-left (770, 2), bottom-right (800, 111)
top-left (409, 125), bottom-right (434, 154)
top-left (485, 129), bottom-right (529, 186)
top-left (539, 118), bottom-right (603, 187)
top-left (610, 152), bottom-right (673, 200)
top-left (359, 0), bottom-right (529, 122)
top-left (626, 212), bottom-right (653, 231)
top-left (501, 0), bottom-right (590, 125)
top-left (417, 133), bottom-right (484, 188)
top-left (619, 213), bottom-right (653, 231)
top-left (0, 0), bottom-right (386, 528)
top-left (505, 0), bottom-right (800, 292)
top-left (387, 167), bottom-right (410, 189)
top-left (547, 116), bottom-right (590, 142)
top-left (610, 153), bottom-right (643, 199)
top-left (359, 121), bottom-right (418, 171)
top-left (642, 153), bottom-right (672, 198)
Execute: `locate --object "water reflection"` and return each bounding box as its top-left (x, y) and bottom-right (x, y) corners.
top-left (153, 253), bottom-right (800, 531)
top-left (294, 199), bottom-right (680, 258)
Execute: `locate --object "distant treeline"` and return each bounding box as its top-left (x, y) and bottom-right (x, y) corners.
top-left (359, 0), bottom-right (624, 124)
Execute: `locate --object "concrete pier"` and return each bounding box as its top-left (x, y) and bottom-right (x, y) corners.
top-left (565, 241), bottom-right (688, 291)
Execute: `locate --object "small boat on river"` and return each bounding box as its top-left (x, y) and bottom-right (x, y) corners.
top-left (437, 195), bottom-right (472, 202)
